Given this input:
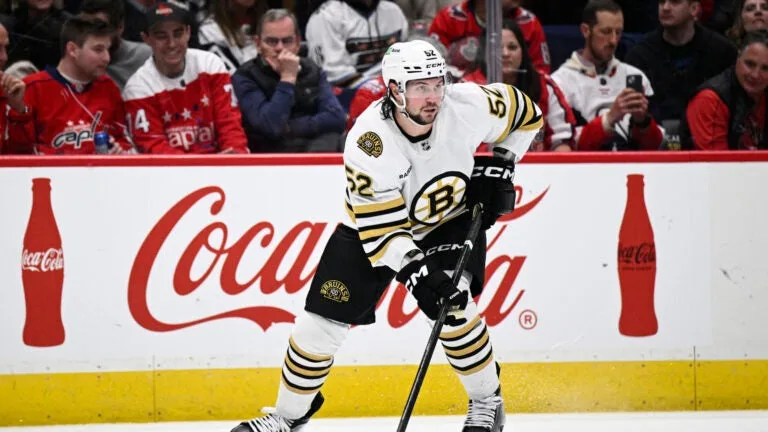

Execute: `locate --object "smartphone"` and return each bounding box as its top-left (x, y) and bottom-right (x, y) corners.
top-left (626, 74), bottom-right (644, 93)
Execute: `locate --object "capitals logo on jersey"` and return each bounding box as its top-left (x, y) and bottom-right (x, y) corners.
top-left (52, 112), bottom-right (103, 149)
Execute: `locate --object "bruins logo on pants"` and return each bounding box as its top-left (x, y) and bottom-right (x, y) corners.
top-left (320, 280), bottom-right (351, 303)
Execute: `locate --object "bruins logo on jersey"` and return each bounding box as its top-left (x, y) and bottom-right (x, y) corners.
top-left (409, 171), bottom-right (469, 227)
top-left (320, 280), bottom-right (350, 303)
top-left (357, 132), bottom-right (383, 158)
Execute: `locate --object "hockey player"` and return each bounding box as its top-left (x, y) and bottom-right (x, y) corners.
top-left (231, 39), bottom-right (543, 432)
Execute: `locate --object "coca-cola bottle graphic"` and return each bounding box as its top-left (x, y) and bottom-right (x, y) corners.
top-left (617, 174), bottom-right (658, 337)
top-left (21, 178), bottom-right (65, 347)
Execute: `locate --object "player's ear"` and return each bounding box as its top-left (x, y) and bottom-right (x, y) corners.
top-left (65, 40), bottom-right (78, 59)
top-left (141, 31), bottom-right (150, 45)
top-left (579, 23), bottom-right (590, 39)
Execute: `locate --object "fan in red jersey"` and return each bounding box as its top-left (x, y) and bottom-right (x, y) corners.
top-left (122, 1), bottom-right (248, 154)
top-left (7, 16), bottom-right (135, 155)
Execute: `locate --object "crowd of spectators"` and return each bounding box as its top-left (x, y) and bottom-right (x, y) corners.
top-left (0, 0), bottom-right (764, 154)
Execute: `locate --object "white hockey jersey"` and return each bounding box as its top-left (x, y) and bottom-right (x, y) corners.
top-left (198, 17), bottom-right (258, 74)
top-left (305, 0), bottom-right (409, 85)
top-left (551, 52), bottom-right (657, 144)
top-left (344, 82), bottom-right (543, 271)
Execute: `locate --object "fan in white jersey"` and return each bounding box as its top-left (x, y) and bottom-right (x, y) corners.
top-left (231, 39), bottom-right (542, 432)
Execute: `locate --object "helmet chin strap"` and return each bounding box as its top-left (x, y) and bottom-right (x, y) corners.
top-left (391, 89), bottom-right (431, 127)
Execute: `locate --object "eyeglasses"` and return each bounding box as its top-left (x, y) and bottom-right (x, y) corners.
top-left (408, 83), bottom-right (446, 98)
top-left (262, 36), bottom-right (297, 47)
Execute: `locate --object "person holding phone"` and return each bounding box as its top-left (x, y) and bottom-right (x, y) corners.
top-left (551, 0), bottom-right (664, 151)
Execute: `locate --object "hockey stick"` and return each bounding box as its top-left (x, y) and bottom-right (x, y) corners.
top-left (396, 203), bottom-right (484, 432)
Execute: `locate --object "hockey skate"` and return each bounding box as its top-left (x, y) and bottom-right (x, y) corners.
top-left (462, 389), bottom-right (505, 432)
top-left (230, 392), bottom-right (324, 432)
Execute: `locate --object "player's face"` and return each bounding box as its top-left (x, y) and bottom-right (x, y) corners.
top-left (75, 35), bottom-right (111, 80)
top-left (735, 42), bottom-right (768, 96)
top-left (658, 0), bottom-right (697, 29)
top-left (0, 26), bottom-right (8, 71)
top-left (584, 11), bottom-right (623, 64)
top-left (257, 17), bottom-right (300, 61)
top-left (143, 21), bottom-right (191, 74)
top-left (501, 28), bottom-right (522, 77)
top-left (404, 77), bottom-right (445, 124)
top-left (742, 0), bottom-right (768, 32)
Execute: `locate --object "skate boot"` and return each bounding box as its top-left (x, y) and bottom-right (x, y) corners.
top-left (462, 389), bottom-right (505, 432)
top-left (231, 392), bottom-right (324, 432)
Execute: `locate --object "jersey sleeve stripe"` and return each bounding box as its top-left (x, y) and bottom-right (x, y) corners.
top-left (352, 196), bottom-right (406, 215)
top-left (355, 202), bottom-right (407, 218)
top-left (494, 85), bottom-right (522, 143)
top-left (518, 95), bottom-right (544, 131)
top-left (366, 232), bottom-right (413, 263)
top-left (358, 218), bottom-right (411, 240)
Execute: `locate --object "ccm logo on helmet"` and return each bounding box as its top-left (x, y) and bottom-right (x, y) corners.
top-left (472, 165), bottom-right (515, 181)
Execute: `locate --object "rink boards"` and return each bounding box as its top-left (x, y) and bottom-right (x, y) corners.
top-left (0, 153), bottom-right (767, 426)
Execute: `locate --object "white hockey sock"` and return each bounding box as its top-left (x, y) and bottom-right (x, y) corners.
top-left (275, 312), bottom-right (349, 420)
top-left (438, 271), bottom-right (500, 401)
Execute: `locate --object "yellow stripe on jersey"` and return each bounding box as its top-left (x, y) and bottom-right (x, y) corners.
top-left (494, 85), bottom-right (518, 143)
top-left (345, 200), bottom-right (356, 223)
top-left (353, 196), bottom-right (406, 216)
top-left (518, 91), bottom-right (544, 132)
top-left (493, 85), bottom-right (543, 143)
top-left (367, 232), bottom-right (413, 264)
top-left (359, 219), bottom-right (411, 241)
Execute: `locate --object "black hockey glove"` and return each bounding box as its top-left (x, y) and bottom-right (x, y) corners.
top-left (396, 257), bottom-right (468, 326)
top-left (466, 155), bottom-right (517, 230)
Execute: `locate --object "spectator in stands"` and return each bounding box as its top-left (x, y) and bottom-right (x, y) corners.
top-left (681, 29), bottom-right (767, 149)
top-left (123, 1), bottom-right (248, 154)
top-left (79, 0), bottom-right (152, 90)
top-left (345, 34), bottom-right (447, 131)
top-left (0, 21), bottom-right (27, 154)
top-left (233, 9), bottom-right (346, 152)
top-left (726, 0), bottom-right (768, 45)
top-left (394, 0), bottom-right (455, 24)
top-left (198, 0), bottom-right (262, 74)
top-left (708, 0), bottom-right (742, 33)
top-left (6, 16), bottom-right (135, 155)
top-left (552, 0), bottom-right (664, 151)
top-left (5, 0), bottom-right (71, 71)
top-left (123, 0), bottom-right (201, 48)
top-left (305, 0), bottom-right (409, 88)
top-left (625, 0), bottom-right (737, 125)
top-left (429, 0), bottom-right (551, 73)
top-left (460, 20), bottom-right (576, 151)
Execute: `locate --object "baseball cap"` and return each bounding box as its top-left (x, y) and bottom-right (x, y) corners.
top-left (145, 1), bottom-right (190, 31)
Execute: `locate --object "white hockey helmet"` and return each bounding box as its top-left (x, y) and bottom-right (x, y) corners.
top-left (381, 39), bottom-right (447, 94)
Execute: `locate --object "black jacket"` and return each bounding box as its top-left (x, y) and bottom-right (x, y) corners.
top-left (233, 56), bottom-right (345, 153)
top-left (624, 24), bottom-right (737, 123)
top-left (680, 67), bottom-right (768, 150)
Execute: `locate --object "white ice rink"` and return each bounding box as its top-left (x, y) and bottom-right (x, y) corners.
top-left (3, 411), bottom-right (768, 432)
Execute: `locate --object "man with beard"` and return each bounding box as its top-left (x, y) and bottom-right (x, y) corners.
top-left (625, 0), bottom-right (736, 127)
top-left (552, 0), bottom-right (664, 151)
top-left (7, 16), bottom-right (135, 154)
top-left (230, 39), bottom-right (542, 432)
top-left (79, 0), bottom-right (152, 90)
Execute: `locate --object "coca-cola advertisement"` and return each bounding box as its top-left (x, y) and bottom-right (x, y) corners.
top-left (22, 178), bottom-right (66, 347)
top-left (0, 163), bottom-right (714, 373)
top-left (617, 174), bottom-right (658, 337)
